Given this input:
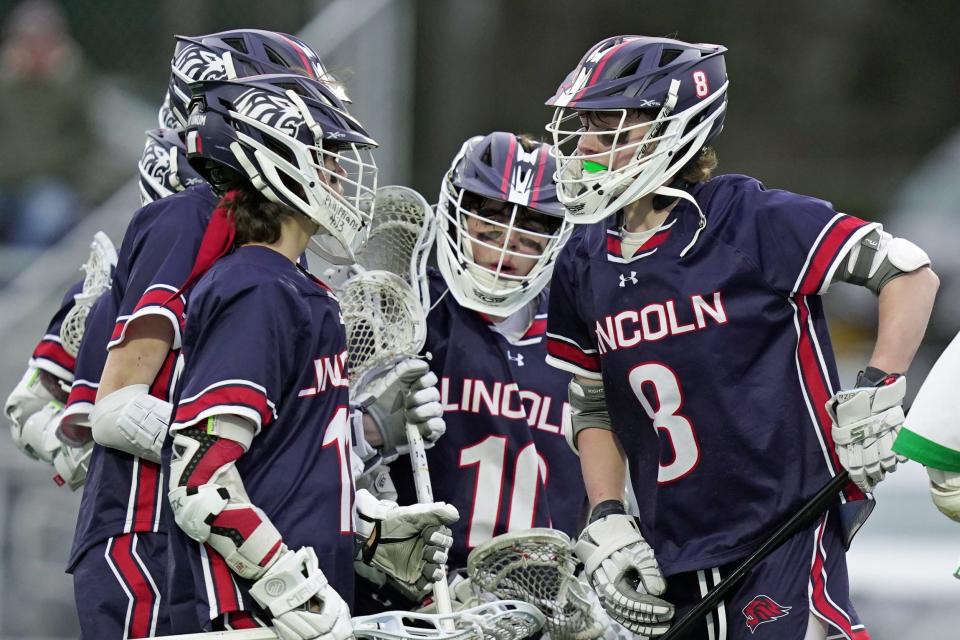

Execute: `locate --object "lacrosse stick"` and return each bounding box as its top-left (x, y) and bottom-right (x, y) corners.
top-left (338, 269), bottom-right (455, 619)
top-left (355, 184), bottom-right (436, 310)
top-left (155, 600), bottom-right (544, 640)
top-left (660, 471), bottom-right (850, 639)
top-left (318, 185), bottom-right (436, 295)
top-left (468, 529), bottom-right (605, 640)
top-left (59, 231), bottom-right (118, 356)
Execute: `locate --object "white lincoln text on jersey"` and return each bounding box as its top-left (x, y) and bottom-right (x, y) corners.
top-left (439, 377), bottom-right (570, 435)
top-left (595, 290), bottom-right (728, 353)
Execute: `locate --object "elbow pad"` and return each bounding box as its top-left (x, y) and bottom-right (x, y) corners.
top-left (168, 421), bottom-right (285, 580)
top-left (567, 378), bottom-right (613, 455)
top-left (90, 384), bottom-right (171, 463)
top-left (837, 230), bottom-right (931, 294)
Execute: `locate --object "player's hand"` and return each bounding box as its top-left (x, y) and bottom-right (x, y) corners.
top-left (5, 367), bottom-right (58, 460)
top-left (250, 547), bottom-right (354, 640)
top-left (575, 511), bottom-right (674, 636)
top-left (928, 468), bottom-right (960, 522)
top-left (827, 370), bottom-right (907, 493)
top-left (354, 488), bottom-right (458, 598)
top-left (18, 401), bottom-right (64, 464)
top-left (52, 440), bottom-right (92, 491)
top-left (357, 358), bottom-right (445, 462)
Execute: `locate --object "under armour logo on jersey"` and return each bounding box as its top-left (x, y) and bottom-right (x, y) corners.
top-left (174, 45), bottom-right (229, 81)
top-left (618, 271), bottom-right (638, 287)
top-left (507, 351), bottom-right (524, 367)
top-left (742, 595), bottom-right (791, 634)
top-left (234, 89), bottom-right (305, 138)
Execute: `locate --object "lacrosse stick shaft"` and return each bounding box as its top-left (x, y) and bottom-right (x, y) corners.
top-left (661, 471), bottom-right (850, 639)
top-left (406, 421), bottom-right (455, 622)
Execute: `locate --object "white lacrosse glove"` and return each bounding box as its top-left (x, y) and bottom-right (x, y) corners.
top-left (574, 502), bottom-right (673, 637)
top-left (90, 384), bottom-right (171, 463)
top-left (53, 440), bottom-right (93, 491)
top-left (827, 368), bottom-right (907, 493)
top-left (357, 358), bottom-right (445, 462)
top-left (18, 401), bottom-right (64, 464)
top-left (250, 547), bottom-right (353, 640)
top-left (5, 368), bottom-right (57, 460)
top-left (355, 488), bottom-right (458, 600)
top-left (927, 468), bottom-right (960, 522)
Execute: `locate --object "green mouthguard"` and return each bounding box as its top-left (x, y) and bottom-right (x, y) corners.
top-left (582, 160), bottom-right (608, 173)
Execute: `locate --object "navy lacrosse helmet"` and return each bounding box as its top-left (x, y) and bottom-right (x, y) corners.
top-left (436, 132), bottom-right (572, 316)
top-left (168, 29), bottom-right (346, 128)
top-left (545, 35), bottom-right (728, 223)
top-left (137, 128), bottom-right (204, 206)
top-left (185, 73), bottom-right (378, 264)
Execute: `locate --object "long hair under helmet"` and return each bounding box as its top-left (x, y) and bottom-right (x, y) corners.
top-left (436, 132), bottom-right (573, 316)
top-left (545, 35), bottom-right (728, 224)
top-left (184, 73), bottom-right (378, 264)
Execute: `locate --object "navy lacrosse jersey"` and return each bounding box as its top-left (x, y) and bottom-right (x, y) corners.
top-left (66, 183), bottom-right (218, 571)
top-left (164, 245), bottom-right (354, 627)
top-left (29, 280), bottom-right (83, 383)
top-left (392, 270), bottom-right (586, 570)
top-left (545, 174), bottom-right (878, 576)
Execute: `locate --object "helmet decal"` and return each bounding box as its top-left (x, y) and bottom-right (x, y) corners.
top-left (234, 90), bottom-right (304, 138)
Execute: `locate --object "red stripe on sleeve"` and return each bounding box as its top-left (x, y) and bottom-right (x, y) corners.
top-left (546, 337), bottom-right (601, 372)
top-left (797, 216), bottom-right (869, 295)
top-left (32, 339), bottom-right (76, 372)
top-left (175, 384), bottom-right (275, 429)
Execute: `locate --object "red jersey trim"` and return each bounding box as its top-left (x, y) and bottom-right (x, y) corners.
top-left (109, 284), bottom-right (186, 350)
top-left (30, 334), bottom-right (76, 381)
top-left (793, 215), bottom-right (877, 296)
top-left (174, 380), bottom-right (278, 433)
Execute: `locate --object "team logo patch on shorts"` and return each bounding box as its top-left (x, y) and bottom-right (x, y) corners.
top-left (742, 594), bottom-right (791, 634)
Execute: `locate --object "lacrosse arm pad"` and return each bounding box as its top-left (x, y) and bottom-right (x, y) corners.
top-left (567, 377), bottom-right (613, 454)
top-left (168, 418), bottom-right (288, 580)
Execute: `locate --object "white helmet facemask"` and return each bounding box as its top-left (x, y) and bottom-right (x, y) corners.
top-left (227, 88), bottom-right (377, 264)
top-left (547, 79), bottom-right (728, 224)
top-left (436, 175), bottom-right (572, 317)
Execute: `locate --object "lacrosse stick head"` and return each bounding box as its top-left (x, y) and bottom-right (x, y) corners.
top-left (60, 232), bottom-right (118, 357)
top-left (339, 270), bottom-right (427, 390)
top-left (355, 185), bottom-right (437, 310)
top-left (355, 600), bottom-right (544, 640)
top-left (468, 529), bottom-right (605, 640)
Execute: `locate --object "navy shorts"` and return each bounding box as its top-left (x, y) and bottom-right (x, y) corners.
top-left (663, 509), bottom-right (870, 640)
top-left (72, 533), bottom-right (170, 640)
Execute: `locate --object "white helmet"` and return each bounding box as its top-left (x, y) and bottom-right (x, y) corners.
top-left (436, 132), bottom-right (572, 316)
top-left (545, 35), bottom-right (728, 224)
top-left (185, 73), bottom-right (378, 264)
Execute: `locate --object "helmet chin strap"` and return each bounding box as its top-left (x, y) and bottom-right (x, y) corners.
top-left (653, 185), bottom-right (706, 257)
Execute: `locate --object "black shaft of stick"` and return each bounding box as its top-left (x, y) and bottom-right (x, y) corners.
top-left (660, 471), bottom-right (850, 640)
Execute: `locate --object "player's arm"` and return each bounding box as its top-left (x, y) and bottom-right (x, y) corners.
top-left (827, 230), bottom-right (939, 492)
top-left (90, 315), bottom-right (175, 463)
top-left (168, 414), bottom-right (352, 640)
top-left (567, 375), bottom-right (673, 636)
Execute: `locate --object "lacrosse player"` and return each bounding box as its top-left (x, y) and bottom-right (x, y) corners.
top-left (361, 132), bottom-right (587, 611)
top-left (60, 31), bottom-right (360, 640)
top-left (3, 73), bottom-right (206, 494)
top-left (893, 332), bottom-right (960, 524)
top-left (161, 72), bottom-right (457, 637)
top-left (543, 35), bottom-right (938, 638)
